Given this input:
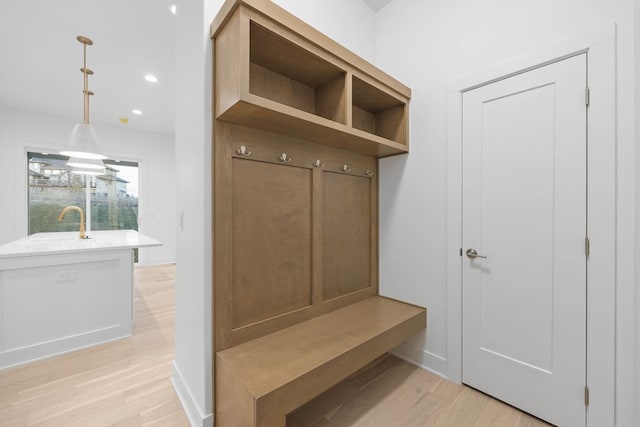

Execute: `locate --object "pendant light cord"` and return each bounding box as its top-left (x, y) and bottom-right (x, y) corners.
top-left (77, 35), bottom-right (94, 125)
top-left (83, 41), bottom-right (89, 125)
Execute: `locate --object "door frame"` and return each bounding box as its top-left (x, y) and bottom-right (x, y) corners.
top-left (445, 24), bottom-right (616, 426)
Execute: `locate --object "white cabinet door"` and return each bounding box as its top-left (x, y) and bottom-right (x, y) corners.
top-left (462, 53), bottom-right (587, 427)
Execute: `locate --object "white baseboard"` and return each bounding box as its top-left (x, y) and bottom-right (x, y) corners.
top-left (0, 325), bottom-right (130, 370)
top-left (390, 341), bottom-right (448, 379)
top-left (171, 361), bottom-right (213, 427)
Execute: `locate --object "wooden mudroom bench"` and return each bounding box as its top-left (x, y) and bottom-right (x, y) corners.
top-left (211, 0), bottom-right (422, 425)
top-left (216, 296), bottom-right (426, 427)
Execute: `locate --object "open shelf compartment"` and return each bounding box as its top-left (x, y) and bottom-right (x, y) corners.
top-left (212, 3), bottom-right (410, 158)
top-left (249, 21), bottom-right (347, 125)
top-left (352, 76), bottom-right (407, 145)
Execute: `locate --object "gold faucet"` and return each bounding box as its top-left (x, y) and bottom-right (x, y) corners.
top-left (58, 206), bottom-right (88, 239)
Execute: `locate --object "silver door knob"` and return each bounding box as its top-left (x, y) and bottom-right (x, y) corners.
top-left (466, 248), bottom-right (487, 259)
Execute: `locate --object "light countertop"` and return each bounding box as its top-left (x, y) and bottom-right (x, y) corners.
top-left (0, 230), bottom-right (162, 259)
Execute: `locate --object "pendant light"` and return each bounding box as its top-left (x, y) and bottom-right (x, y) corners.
top-left (60, 36), bottom-right (108, 163)
top-left (67, 156), bottom-right (105, 172)
top-left (71, 166), bottom-right (104, 176)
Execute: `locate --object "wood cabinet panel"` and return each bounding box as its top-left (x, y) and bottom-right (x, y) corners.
top-left (231, 158), bottom-right (313, 328)
top-left (352, 106), bottom-right (375, 135)
top-left (375, 105), bottom-right (406, 143)
top-left (323, 172), bottom-right (372, 300)
top-left (352, 75), bottom-right (407, 145)
top-left (214, 123), bottom-right (378, 349)
top-left (212, 1), bottom-right (410, 158)
top-left (214, 8), bottom-right (245, 118)
top-left (250, 20), bottom-right (344, 89)
top-left (250, 63), bottom-right (316, 114)
top-left (316, 75), bottom-right (347, 124)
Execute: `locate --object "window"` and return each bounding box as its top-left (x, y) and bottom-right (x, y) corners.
top-left (27, 152), bottom-right (140, 249)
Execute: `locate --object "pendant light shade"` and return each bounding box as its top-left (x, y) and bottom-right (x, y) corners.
top-left (71, 166), bottom-right (104, 176)
top-left (61, 35), bottom-right (107, 161)
top-left (62, 124), bottom-right (107, 160)
top-left (68, 154), bottom-right (105, 176)
top-left (67, 155), bottom-right (105, 171)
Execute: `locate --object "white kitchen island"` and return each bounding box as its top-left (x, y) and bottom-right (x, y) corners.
top-left (0, 230), bottom-right (161, 369)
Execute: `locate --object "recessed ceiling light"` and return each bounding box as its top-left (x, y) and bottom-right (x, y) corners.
top-left (132, 109), bottom-right (143, 115)
top-left (169, 4), bottom-right (177, 15)
top-left (144, 74), bottom-right (158, 83)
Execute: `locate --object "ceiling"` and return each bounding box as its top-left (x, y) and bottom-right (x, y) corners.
top-left (364, 0), bottom-right (394, 11)
top-left (0, 0), bottom-right (176, 135)
top-left (0, 0), bottom-right (391, 137)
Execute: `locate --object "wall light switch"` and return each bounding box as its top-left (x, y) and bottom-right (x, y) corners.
top-left (56, 270), bottom-right (76, 282)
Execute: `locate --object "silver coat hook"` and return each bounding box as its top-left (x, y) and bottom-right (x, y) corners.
top-left (279, 153), bottom-right (292, 162)
top-left (313, 159), bottom-right (324, 168)
top-left (365, 170), bottom-right (374, 177)
top-left (342, 164), bottom-right (352, 173)
top-left (237, 145), bottom-right (251, 156)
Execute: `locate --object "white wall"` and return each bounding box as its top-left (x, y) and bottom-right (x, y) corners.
top-left (635, 0), bottom-right (640, 424)
top-left (0, 106), bottom-right (176, 266)
top-left (170, 1), bottom-right (375, 425)
top-left (272, 0), bottom-right (376, 63)
top-left (375, 0), bottom-right (636, 425)
top-left (172, 0), bottom-right (219, 425)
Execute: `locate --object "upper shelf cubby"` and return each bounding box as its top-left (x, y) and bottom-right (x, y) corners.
top-left (352, 76), bottom-right (407, 145)
top-left (211, 0), bottom-right (411, 158)
top-left (249, 21), bottom-right (347, 125)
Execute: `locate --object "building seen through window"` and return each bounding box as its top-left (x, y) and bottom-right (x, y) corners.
top-left (28, 152), bottom-right (140, 259)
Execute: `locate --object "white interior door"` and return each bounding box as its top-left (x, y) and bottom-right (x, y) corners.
top-left (462, 54), bottom-right (587, 427)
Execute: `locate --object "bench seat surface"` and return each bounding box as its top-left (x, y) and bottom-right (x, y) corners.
top-left (216, 296), bottom-right (426, 421)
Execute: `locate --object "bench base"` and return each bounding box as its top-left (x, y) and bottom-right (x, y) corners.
top-left (215, 296), bottom-right (427, 427)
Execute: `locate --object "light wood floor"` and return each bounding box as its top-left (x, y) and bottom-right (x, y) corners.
top-left (0, 264), bottom-right (552, 427)
top-left (289, 355), bottom-right (552, 427)
top-left (0, 264), bottom-right (189, 427)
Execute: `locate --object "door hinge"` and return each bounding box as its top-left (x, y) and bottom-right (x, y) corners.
top-left (585, 86), bottom-right (590, 107)
top-left (585, 237), bottom-right (590, 257)
top-left (584, 386), bottom-right (590, 406)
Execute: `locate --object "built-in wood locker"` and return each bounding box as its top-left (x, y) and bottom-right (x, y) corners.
top-left (211, 1), bottom-right (424, 425)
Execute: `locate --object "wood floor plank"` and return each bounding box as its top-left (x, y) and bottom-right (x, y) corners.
top-left (348, 354), bottom-right (402, 389)
top-left (287, 379), bottom-right (361, 425)
top-left (470, 398), bottom-right (521, 427)
top-left (0, 263), bottom-right (553, 426)
top-left (142, 409), bottom-right (189, 427)
top-left (289, 357), bottom-right (554, 427)
top-left (325, 360), bottom-right (417, 425)
top-left (0, 264), bottom-right (185, 427)
top-left (391, 389), bottom-right (451, 427)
